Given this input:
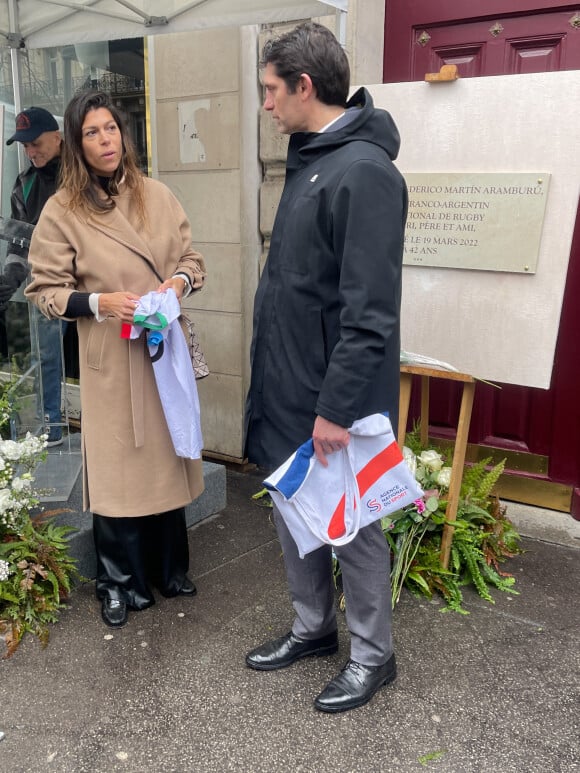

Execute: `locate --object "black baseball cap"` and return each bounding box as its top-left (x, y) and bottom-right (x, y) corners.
top-left (6, 107), bottom-right (59, 145)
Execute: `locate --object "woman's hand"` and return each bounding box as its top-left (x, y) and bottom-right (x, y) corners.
top-left (157, 276), bottom-right (188, 302)
top-left (98, 292), bottom-right (140, 324)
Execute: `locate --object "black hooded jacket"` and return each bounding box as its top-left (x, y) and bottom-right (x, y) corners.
top-left (11, 156), bottom-right (60, 233)
top-left (246, 87), bottom-right (408, 470)
top-left (5, 156), bottom-right (61, 286)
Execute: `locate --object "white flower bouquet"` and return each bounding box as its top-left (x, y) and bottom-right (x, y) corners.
top-left (0, 383), bottom-right (79, 657)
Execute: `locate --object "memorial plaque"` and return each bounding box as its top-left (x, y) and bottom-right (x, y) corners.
top-left (367, 73), bottom-right (580, 388)
top-left (403, 172), bottom-right (550, 273)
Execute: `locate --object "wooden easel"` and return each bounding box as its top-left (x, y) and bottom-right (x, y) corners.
top-left (398, 364), bottom-right (476, 569)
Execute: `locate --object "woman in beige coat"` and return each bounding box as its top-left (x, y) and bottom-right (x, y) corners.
top-left (25, 90), bottom-right (206, 628)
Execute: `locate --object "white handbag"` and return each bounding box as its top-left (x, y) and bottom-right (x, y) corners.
top-left (264, 413), bottom-right (424, 557)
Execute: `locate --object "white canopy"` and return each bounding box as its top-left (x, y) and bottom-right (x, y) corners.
top-left (0, 0), bottom-right (346, 49)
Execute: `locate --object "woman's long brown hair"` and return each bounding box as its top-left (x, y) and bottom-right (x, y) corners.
top-left (59, 89), bottom-right (145, 223)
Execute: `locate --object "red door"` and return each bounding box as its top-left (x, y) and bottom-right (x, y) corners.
top-left (384, 1), bottom-right (580, 515)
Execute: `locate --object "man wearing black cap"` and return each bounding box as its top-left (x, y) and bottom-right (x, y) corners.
top-left (2, 106), bottom-right (66, 445)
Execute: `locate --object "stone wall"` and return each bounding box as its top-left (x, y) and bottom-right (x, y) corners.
top-left (151, 26), bottom-right (261, 462)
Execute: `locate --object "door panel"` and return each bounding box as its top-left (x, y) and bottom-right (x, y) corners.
top-left (407, 12), bottom-right (580, 81)
top-left (384, 1), bottom-right (580, 511)
top-left (507, 38), bottom-right (564, 73)
top-left (385, 3), bottom-right (580, 82)
top-left (432, 47), bottom-right (486, 78)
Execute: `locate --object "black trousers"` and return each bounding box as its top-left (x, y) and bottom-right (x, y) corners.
top-left (93, 508), bottom-right (189, 609)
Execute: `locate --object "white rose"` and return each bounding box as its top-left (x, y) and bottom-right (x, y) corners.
top-left (0, 487), bottom-right (12, 514)
top-left (402, 446), bottom-right (417, 476)
top-left (0, 440), bottom-right (23, 461)
top-left (20, 434), bottom-right (46, 455)
top-left (0, 558), bottom-right (11, 581)
top-left (436, 466), bottom-right (452, 489)
top-left (12, 476), bottom-right (32, 493)
top-left (419, 450), bottom-right (444, 472)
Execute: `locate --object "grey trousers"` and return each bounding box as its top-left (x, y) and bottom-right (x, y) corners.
top-left (273, 504), bottom-right (393, 666)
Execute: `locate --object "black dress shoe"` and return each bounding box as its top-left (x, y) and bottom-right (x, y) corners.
top-left (314, 654), bottom-right (397, 713)
top-left (101, 598), bottom-right (128, 628)
top-left (246, 630), bottom-right (338, 671)
top-left (177, 577), bottom-right (197, 596)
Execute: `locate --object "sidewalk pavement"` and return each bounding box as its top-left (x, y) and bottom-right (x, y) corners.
top-left (1, 467), bottom-right (579, 773)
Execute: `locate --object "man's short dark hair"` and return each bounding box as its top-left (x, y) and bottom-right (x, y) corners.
top-left (261, 22), bottom-right (350, 107)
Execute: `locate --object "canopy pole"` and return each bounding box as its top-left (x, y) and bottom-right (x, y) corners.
top-left (9, 0), bottom-right (21, 114)
top-left (9, 48), bottom-right (22, 115)
top-left (7, 0), bottom-right (27, 172)
top-left (336, 9), bottom-right (347, 46)
top-left (10, 49), bottom-right (26, 173)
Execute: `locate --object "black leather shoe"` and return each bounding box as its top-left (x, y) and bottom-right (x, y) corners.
top-left (246, 631), bottom-right (338, 671)
top-left (314, 654), bottom-right (397, 713)
top-left (177, 577), bottom-right (197, 596)
top-left (101, 598), bottom-right (128, 628)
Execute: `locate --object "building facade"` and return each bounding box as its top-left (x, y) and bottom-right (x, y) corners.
top-left (2, 0), bottom-right (578, 517)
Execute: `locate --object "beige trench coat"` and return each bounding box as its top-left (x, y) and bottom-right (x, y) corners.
top-left (25, 177), bottom-right (206, 517)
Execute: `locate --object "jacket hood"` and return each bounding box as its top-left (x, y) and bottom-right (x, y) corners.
top-left (287, 87), bottom-right (401, 169)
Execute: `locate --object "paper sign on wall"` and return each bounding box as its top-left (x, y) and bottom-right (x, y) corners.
top-left (178, 99), bottom-right (210, 164)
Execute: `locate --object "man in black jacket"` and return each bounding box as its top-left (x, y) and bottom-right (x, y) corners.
top-left (244, 23), bottom-right (408, 713)
top-left (1, 107), bottom-right (65, 445)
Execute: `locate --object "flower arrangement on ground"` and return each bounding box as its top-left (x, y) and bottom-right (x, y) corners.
top-left (331, 427), bottom-right (522, 614)
top-left (0, 377), bottom-right (79, 657)
top-left (253, 425), bottom-right (522, 615)
top-left (381, 427), bottom-right (522, 613)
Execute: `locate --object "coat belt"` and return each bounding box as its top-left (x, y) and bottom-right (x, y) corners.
top-left (129, 334), bottom-right (146, 448)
